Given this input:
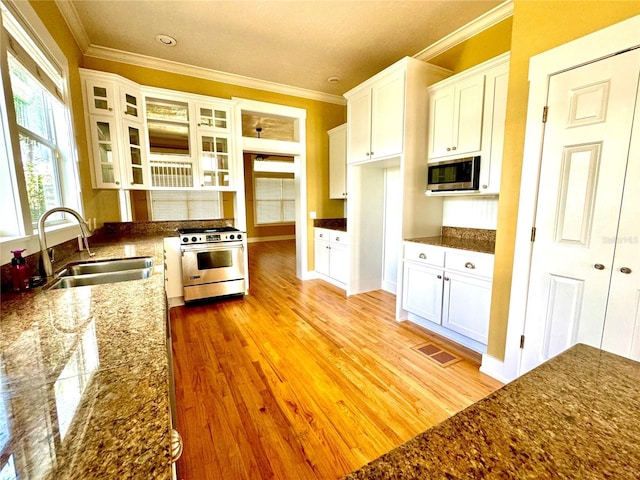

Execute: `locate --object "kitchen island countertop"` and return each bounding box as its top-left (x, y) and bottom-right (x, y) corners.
top-left (0, 236), bottom-right (171, 479)
top-left (343, 343), bottom-right (640, 479)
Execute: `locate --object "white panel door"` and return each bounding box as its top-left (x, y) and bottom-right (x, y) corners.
top-left (521, 49), bottom-right (640, 373)
top-left (428, 86), bottom-right (456, 158)
top-left (601, 106), bottom-right (640, 360)
top-left (454, 75), bottom-right (485, 155)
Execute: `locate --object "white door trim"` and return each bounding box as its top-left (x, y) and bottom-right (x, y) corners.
top-left (233, 98), bottom-right (309, 280)
top-left (480, 14), bottom-right (640, 383)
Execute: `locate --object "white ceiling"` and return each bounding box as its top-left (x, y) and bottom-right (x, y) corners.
top-left (57, 0), bottom-right (507, 102)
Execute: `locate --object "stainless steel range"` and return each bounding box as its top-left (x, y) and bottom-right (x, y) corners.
top-left (178, 227), bottom-right (246, 302)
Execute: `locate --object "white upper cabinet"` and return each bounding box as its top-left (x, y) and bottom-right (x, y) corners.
top-left (85, 77), bottom-right (117, 116)
top-left (428, 75), bottom-right (485, 159)
top-left (427, 53), bottom-right (510, 195)
top-left (82, 70), bottom-right (149, 189)
top-left (80, 69), bottom-right (240, 191)
top-left (345, 66), bottom-right (406, 164)
top-left (328, 123), bottom-right (347, 199)
top-left (195, 102), bottom-right (232, 132)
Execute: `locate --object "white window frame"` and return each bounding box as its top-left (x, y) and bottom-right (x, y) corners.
top-left (0, 0), bottom-right (82, 266)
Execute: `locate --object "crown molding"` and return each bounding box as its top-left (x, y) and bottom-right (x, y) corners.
top-left (85, 44), bottom-right (345, 105)
top-left (54, 0), bottom-right (90, 51)
top-left (414, 0), bottom-right (513, 62)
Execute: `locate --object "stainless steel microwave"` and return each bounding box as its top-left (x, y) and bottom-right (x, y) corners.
top-left (426, 155), bottom-right (481, 192)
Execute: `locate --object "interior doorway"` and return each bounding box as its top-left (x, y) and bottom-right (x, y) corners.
top-left (234, 98), bottom-right (308, 279)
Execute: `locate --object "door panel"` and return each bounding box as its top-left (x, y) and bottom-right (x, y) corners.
top-left (600, 93), bottom-right (640, 360)
top-left (521, 49), bottom-right (640, 373)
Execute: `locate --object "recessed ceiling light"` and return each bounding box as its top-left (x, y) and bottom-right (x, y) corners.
top-left (327, 76), bottom-right (340, 84)
top-left (155, 34), bottom-right (177, 46)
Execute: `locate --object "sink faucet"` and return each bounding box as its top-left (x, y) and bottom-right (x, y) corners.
top-left (38, 207), bottom-right (94, 278)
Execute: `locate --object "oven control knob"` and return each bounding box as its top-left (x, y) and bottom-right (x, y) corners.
top-left (182, 237), bottom-right (189, 243)
top-left (191, 236), bottom-right (197, 242)
top-left (230, 234), bottom-right (235, 240)
top-left (237, 234), bottom-right (242, 240)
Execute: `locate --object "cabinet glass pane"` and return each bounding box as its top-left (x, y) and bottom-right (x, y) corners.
top-left (218, 154), bottom-right (228, 170)
top-left (130, 147), bottom-right (142, 166)
top-left (124, 94), bottom-right (138, 117)
top-left (101, 165), bottom-right (115, 184)
top-left (128, 127), bottom-right (140, 146)
top-left (132, 167), bottom-right (143, 185)
top-left (199, 108), bottom-right (214, 127)
top-left (93, 86), bottom-right (107, 98)
top-left (97, 122), bottom-right (111, 141)
top-left (98, 144), bottom-right (113, 163)
top-left (146, 97), bottom-right (190, 155)
top-left (218, 172), bottom-right (229, 187)
top-left (215, 110), bottom-right (227, 128)
top-left (216, 137), bottom-right (228, 152)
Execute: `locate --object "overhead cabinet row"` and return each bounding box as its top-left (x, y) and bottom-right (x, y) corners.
top-left (81, 69), bottom-right (237, 191)
top-left (427, 53), bottom-right (510, 195)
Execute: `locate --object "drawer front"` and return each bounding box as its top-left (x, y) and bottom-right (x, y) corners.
top-left (315, 228), bottom-right (331, 241)
top-left (330, 231), bottom-right (348, 245)
top-left (445, 250), bottom-right (494, 278)
top-left (403, 242), bottom-right (445, 267)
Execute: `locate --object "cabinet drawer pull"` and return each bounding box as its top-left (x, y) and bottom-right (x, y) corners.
top-left (594, 263), bottom-right (605, 270)
top-left (452, 146), bottom-right (457, 151)
top-left (464, 262), bottom-right (476, 269)
top-left (335, 237), bottom-right (340, 242)
top-left (446, 147), bottom-right (451, 151)
top-left (418, 253), bottom-right (427, 259)
top-left (620, 267), bottom-right (632, 274)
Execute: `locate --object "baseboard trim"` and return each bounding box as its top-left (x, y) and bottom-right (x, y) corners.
top-left (247, 235), bottom-right (295, 243)
top-left (480, 353), bottom-right (517, 384)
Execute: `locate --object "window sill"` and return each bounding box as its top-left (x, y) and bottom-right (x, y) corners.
top-left (1, 224), bottom-right (84, 265)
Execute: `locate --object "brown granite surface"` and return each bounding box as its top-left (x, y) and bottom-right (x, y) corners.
top-left (313, 218), bottom-right (347, 232)
top-left (343, 344), bottom-right (640, 479)
top-left (407, 227), bottom-right (496, 254)
top-left (0, 236), bottom-right (172, 479)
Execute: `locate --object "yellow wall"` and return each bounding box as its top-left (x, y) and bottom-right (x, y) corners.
top-left (28, 1), bottom-right (122, 226)
top-left (490, 1), bottom-right (640, 360)
top-left (429, 17), bottom-right (513, 73)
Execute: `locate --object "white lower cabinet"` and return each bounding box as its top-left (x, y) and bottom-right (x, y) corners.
top-left (314, 228), bottom-right (349, 289)
top-left (402, 241), bottom-right (493, 351)
top-left (163, 237), bottom-right (184, 307)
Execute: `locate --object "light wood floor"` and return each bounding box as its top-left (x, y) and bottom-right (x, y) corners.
top-left (171, 239), bottom-right (502, 480)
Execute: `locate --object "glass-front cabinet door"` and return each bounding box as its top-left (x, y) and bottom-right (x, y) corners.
top-left (195, 103), bottom-right (231, 132)
top-left (88, 115), bottom-right (122, 188)
top-left (122, 121), bottom-right (149, 189)
top-left (120, 84), bottom-right (143, 123)
top-left (198, 133), bottom-right (231, 188)
top-left (85, 79), bottom-right (116, 116)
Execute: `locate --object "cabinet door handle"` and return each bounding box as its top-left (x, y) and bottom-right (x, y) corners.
top-left (335, 237), bottom-right (340, 242)
top-left (594, 263), bottom-right (605, 270)
top-left (444, 277), bottom-right (450, 281)
top-left (437, 275), bottom-right (442, 279)
top-left (446, 147), bottom-right (451, 151)
top-left (418, 253), bottom-right (427, 259)
top-left (464, 262), bottom-right (475, 269)
top-left (620, 267), bottom-right (632, 274)
top-left (366, 152), bottom-right (371, 156)
top-left (452, 146), bottom-right (457, 151)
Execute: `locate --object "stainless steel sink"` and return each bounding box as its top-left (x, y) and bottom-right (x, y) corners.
top-left (56, 256), bottom-right (154, 276)
top-left (47, 256), bottom-right (154, 289)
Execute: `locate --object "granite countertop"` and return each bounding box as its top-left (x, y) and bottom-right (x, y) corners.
top-left (405, 235), bottom-right (496, 255)
top-left (343, 344), bottom-right (640, 479)
top-left (313, 218), bottom-right (347, 232)
top-left (0, 236), bottom-right (171, 479)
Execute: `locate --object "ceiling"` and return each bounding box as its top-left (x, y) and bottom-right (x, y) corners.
top-left (58, 0), bottom-right (506, 102)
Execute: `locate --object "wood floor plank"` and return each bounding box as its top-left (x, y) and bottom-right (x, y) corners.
top-left (171, 239), bottom-right (502, 479)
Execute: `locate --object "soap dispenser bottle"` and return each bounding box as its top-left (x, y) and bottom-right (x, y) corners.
top-left (11, 249), bottom-right (30, 292)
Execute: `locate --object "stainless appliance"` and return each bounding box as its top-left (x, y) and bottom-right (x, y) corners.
top-left (426, 155), bottom-right (481, 192)
top-left (178, 227), bottom-right (246, 302)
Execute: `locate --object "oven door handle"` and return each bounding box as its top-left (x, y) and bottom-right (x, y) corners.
top-left (181, 242), bottom-right (244, 254)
